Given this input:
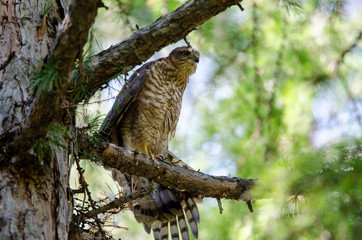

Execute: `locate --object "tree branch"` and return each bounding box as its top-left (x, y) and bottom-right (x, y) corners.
top-left (69, 0), bottom-right (244, 102)
top-left (77, 133), bottom-right (254, 202)
top-left (4, 0), bottom-right (101, 157)
top-left (78, 187), bottom-right (152, 222)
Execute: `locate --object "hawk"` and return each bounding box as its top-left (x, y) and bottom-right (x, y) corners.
top-left (99, 46), bottom-right (201, 240)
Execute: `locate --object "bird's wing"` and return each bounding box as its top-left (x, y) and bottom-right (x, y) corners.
top-left (98, 61), bottom-right (154, 141)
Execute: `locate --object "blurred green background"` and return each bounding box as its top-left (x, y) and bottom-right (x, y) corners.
top-left (72, 0), bottom-right (362, 239)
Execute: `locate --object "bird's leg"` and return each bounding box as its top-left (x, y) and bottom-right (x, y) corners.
top-left (143, 143), bottom-right (157, 160)
top-left (143, 143), bottom-right (150, 156)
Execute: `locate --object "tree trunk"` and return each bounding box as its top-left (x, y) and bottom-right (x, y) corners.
top-left (0, 1), bottom-right (72, 239)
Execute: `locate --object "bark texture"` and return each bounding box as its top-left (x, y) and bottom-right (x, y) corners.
top-left (0, 0), bottom-right (56, 135)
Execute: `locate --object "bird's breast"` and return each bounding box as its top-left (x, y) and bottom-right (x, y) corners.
top-left (122, 65), bottom-right (186, 154)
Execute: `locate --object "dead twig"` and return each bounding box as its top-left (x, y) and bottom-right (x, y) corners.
top-left (80, 187), bottom-right (152, 222)
top-left (75, 157), bottom-right (107, 239)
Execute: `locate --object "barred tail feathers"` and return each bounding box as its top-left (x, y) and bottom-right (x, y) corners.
top-left (160, 221), bottom-right (169, 240)
top-left (152, 221), bottom-right (161, 240)
top-left (177, 214), bottom-right (190, 240)
top-left (169, 219), bottom-right (179, 240)
top-left (182, 199), bottom-right (198, 239)
top-left (112, 170), bottom-right (200, 239)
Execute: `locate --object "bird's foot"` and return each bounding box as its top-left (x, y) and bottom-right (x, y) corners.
top-left (154, 154), bottom-right (164, 160)
top-left (169, 160), bottom-right (181, 165)
top-left (150, 154), bottom-right (164, 161)
top-left (143, 143), bottom-right (164, 161)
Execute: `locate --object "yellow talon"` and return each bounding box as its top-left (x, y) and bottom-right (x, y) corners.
top-left (144, 143), bottom-right (157, 160)
top-left (170, 160), bottom-right (181, 165)
top-left (143, 143), bottom-right (149, 156)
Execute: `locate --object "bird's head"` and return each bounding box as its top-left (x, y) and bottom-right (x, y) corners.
top-left (168, 46), bottom-right (200, 76)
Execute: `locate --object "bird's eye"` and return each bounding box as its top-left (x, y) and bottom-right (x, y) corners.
top-left (183, 51), bottom-right (190, 56)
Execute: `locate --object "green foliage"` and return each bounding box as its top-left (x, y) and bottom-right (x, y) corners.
top-left (31, 124), bottom-right (69, 164)
top-left (41, 0), bottom-right (56, 16)
top-left (31, 138), bottom-right (52, 164)
top-left (31, 62), bottom-right (63, 96)
top-left (75, 108), bottom-right (106, 145)
top-left (76, 108), bottom-right (104, 134)
top-left (68, 84), bottom-right (93, 103)
top-left (81, 152), bottom-right (104, 167)
top-left (68, 51), bottom-right (96, 103)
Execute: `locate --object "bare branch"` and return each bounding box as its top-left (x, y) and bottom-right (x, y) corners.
top-left (75, 155), bottom-right (106, 239)
top-left (237, 3), bottom-right (245, 11)
top-left (69, 0), bottom-right (245, 102)
top-left (77, 133), bottom-right (254, 202)
top-left (5, 0), bottom-right (101, 157)
top-left (79, 187), bottom-right (152, 222)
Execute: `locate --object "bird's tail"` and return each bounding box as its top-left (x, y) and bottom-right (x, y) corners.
top-left (112, 169), bottom-right (200, 240)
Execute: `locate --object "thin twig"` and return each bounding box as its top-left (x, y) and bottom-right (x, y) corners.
top-left (237, 3), bottom-right (244, 11)
top-left (72, 188), bottom-right (85, 194)
top-left (60, 96), bottom-right (116, 109)
top-left (217, 198), bottom-right (223, 214)
top-left (246, 200), bottom-right (254, 212)
top-left (183, 37), bottom-right (192, 48)
top-left (80, 187), bottom-right (152, 222)
top-left (75, 157), bottom-right (107, 239)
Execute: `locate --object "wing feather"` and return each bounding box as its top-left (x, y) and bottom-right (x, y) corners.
top-left (98, 61), bottom-right (155, 143)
